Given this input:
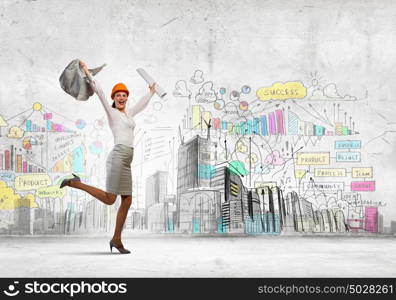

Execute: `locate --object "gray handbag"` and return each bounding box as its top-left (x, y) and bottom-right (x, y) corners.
top-left (59, 59), bottom-right (106, 101)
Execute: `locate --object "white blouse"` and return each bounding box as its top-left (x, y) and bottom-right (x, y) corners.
top-left (88, 74), bottom-right (153, 148)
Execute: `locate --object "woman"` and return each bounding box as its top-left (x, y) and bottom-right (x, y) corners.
top-left (60, 61), bottom-right (156, 254)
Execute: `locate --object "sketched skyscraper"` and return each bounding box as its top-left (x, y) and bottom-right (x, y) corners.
top-left (145, 171), bottom-right (168, 229)
top-left (176, 135), bottom-right (212, 195)
top-left (364, 206), bottom-right (378, 233)
top-left (176, 135), bottom-right (213, 231)
top-left (146, 171), bottom-right (168, 208)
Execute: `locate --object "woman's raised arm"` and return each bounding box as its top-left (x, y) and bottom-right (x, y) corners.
top-left (128, 83), bottom-right (156, 117)
top-left (80, 61), bottom-right (115, 122)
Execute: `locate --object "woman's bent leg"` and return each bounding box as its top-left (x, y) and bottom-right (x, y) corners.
top-left (69, 181), bottom-right (117, 205)
top-left (112, 195), bottom-right (132, 242)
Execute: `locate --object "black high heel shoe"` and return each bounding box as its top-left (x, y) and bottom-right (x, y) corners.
top-left (60, 173), bottom-right (81, 188)
top-left (109, 240), bottom-right (131, 254)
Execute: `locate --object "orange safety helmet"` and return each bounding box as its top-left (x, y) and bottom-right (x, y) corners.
top-left (111, 83), bottom-right (129, 99)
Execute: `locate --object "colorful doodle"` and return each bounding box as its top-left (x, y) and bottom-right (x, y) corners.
top-left (169, 69), bottom-right (387, 236)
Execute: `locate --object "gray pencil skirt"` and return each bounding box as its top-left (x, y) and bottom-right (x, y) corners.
top-left (106, 144), bottom-right (134, 195)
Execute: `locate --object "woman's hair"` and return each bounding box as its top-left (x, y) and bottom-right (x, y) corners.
top-left (112, 101), bottom-right (116, 108)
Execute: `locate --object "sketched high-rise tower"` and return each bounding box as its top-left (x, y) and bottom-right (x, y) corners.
top-left (176, 135), bottom-right (212, 195)
top-left (145, 171), bottom-right (168, 229)
top-left (146, 171), bottom-right (168, 208)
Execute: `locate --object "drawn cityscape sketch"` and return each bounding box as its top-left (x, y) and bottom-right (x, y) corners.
top-left (0, 0), bottom-right (396, 237)
top-left (0, 69), bottom-right (393, 236)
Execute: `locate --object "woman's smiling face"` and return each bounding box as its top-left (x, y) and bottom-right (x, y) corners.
top-left (113, 92), bottom-right (128, 110)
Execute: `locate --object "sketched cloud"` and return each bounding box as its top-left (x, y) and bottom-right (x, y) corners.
top-left (195, 81), bottom-right (217, 103)
top-left (173, 80), bottom-right (192, 98)
top-left (310, 89), bottom-right (327, 100)
top-left (323, 83), bottom-right (340, 98)
top-left (342, 94), bottom-right (357, 101)
top-left (264, 150), bottom-right (285, 166)
top-left (309, 83), bottom-right (357, 101)
top-left (190, 70), bottom-right (204, 84)
top-left (236, 140), bottom-right (248, 153)
top-left (7, 126), bottom-right (24, 139)
top-left (0, 181), bottom-right (38, 210)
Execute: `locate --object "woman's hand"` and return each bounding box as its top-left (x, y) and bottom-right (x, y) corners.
top-left (79, 60), bottom-right (89, 75)
top-left (149, 82), bottom-right (156, 95)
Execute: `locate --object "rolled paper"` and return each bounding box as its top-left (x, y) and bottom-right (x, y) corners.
top-left (136, 68), bottom-right (167, 98)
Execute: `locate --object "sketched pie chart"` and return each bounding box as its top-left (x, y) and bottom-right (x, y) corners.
top-left (241, 85), bottom-right (251, 94)
top-left (75, 119), bottom-right (86, 129)
top-left (214, 100), bottom-right (225, 110)
top-left (22, 137), bottom-right (32, 150)
top-left (22, 136), bottom-right (38, 150)
top-left (239, 101), bottom-right (249, 111)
